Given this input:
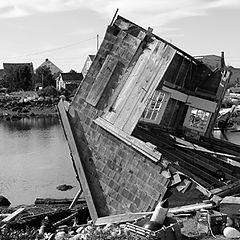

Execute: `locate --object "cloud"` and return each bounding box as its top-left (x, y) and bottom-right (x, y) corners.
top-left (0, 0), bottom-right (240, 24)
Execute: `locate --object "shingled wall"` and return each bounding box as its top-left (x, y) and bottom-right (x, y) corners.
top-left (68, 16), bottom-right (170, 218)
top-left (69, 101), bottom-right (169, 216)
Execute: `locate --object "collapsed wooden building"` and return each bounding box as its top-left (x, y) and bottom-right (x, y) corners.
top-left (58, 15), bottom-right (240, 224)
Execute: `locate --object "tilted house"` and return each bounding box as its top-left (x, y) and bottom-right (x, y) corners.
top-left (56, 72), bottom-right (83, 91)
top-left (58, 15), bottom-right (232, 223)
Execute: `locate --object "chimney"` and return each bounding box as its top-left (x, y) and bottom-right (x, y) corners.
top-left (45, 58), bottom-right (49, 62)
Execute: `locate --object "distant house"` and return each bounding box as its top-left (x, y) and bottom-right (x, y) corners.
top-left (0, 69), bottom-right (4, 82)
top-left (56, 72), bottom-right (83, 91)
top-left (3, 62), bottom-right (34, 74)
top-left (195, 52), bottom-right (225, 71)
top-left (37, 59), bottom-right (62, 76)
top-left (227, 66), bottom-right (240, 88)
top-left (81, 55), bottom-right (95, 77)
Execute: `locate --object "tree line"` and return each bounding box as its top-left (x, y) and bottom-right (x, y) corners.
top-left (0, 65), bottom-right (57, 92)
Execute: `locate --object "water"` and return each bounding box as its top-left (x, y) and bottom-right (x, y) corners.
top-left (213, 128), bottom-right (240, 144)
top-left (0, 117), bottom-right (78, 207)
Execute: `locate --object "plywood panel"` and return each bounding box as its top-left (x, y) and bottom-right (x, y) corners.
top-left (104, 38), bottom-right (160, 124)
top-left (122, 46), bottom-right (176, 134)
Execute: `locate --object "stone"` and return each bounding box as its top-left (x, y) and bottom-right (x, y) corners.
top-left (0, 195), bottom-right (11, 207)
top-left (56, 184), bottom-right (75, 191)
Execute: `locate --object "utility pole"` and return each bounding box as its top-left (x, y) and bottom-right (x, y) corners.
top-left (97, 34), bottom-right (99, 51)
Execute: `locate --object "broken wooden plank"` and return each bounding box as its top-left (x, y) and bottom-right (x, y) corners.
top-left (69, 189), bottom-right (83, 209)
top-left (176, 179), bottom-right (191, 193)
top-left (2, 207), bottom-right (25, 223)
top-left (170, 173), bottom-right (182, 187)
top-left (168, 202), bottom-right (214, 214)
top-left (94, 212), bottom-right (151, 226)
top-left (210, 179), bottom-right (240, 197)
top-left (86, 54), bottom-right (119, 106)
top-left (35, 197), bottom-right (85, 205)
top-left (53, 212), bottom-right (79, 227)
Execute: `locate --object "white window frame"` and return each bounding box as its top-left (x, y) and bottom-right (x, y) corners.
top-left (140, 90), bottom-right (170, 124)
top-left (183, 107), bottom-right (211, 133)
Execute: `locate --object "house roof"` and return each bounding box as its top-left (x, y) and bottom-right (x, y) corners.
top-left (227, 66), bottom-right (240, 87)
top-left (60, 72), bottom-right (83, 82)
top-left (37, 59), bottom-right (62, 75)
top-left (3, 62), bottom-right (34, 73)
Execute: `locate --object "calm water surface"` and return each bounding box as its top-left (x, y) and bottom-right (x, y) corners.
top-left (0, 117), bottom-right (78, 206)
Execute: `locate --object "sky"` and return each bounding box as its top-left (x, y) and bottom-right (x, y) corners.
top-left (0, 0), bottom-right (240, 72)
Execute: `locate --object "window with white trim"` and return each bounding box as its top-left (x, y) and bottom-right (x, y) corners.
top-left (140, 90), bottom-right (170, 124)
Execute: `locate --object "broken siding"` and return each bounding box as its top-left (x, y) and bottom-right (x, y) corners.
top-left (65, 16), bottom-right (171, 219)
top-left (103, 40), bottom-right (176, 134)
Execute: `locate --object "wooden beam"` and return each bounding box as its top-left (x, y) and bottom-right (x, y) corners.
top-left (35, 198), bottom-right (85, 205)
top-left (57, 100), bottom-right (99, 223)
top-left (2, 208), bottom-right (25, 223)
top-left (53, 212), bottom-right (79, 227)
top-left (94, 212), bottom-right (151, 226)
top-left (69, 189), bottom-right (83, 209)
top-left (211, 180), bottom-right (240, 197)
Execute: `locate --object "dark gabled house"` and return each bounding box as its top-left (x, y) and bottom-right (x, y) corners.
top-left (37, 59), bottom-right (62, 76)
top-left (56, 72), bottom-right (83, 92)
top-left (3, 62), bottom-right (34, 74)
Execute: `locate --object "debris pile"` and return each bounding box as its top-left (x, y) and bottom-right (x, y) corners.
top-left (1, 194), bottom-right (240, 239)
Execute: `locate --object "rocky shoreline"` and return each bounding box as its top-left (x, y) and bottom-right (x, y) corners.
top-left (0, 91), bottom-right (60, 121)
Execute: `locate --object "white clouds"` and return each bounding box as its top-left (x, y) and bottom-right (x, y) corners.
top-left (0, 0), bottom-right (240, 24)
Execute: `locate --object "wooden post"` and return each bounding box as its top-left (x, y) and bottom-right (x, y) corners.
top-left (57, 99), bottom-right (99, 223)
top-left (69, 189), bottom-right (83, 209)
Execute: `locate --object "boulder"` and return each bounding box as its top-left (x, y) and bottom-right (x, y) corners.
top-left (0, 195), bottom-right (11, 207)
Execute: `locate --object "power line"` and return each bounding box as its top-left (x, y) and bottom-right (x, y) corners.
top-left (0, 36), bottom-right (97, 61)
